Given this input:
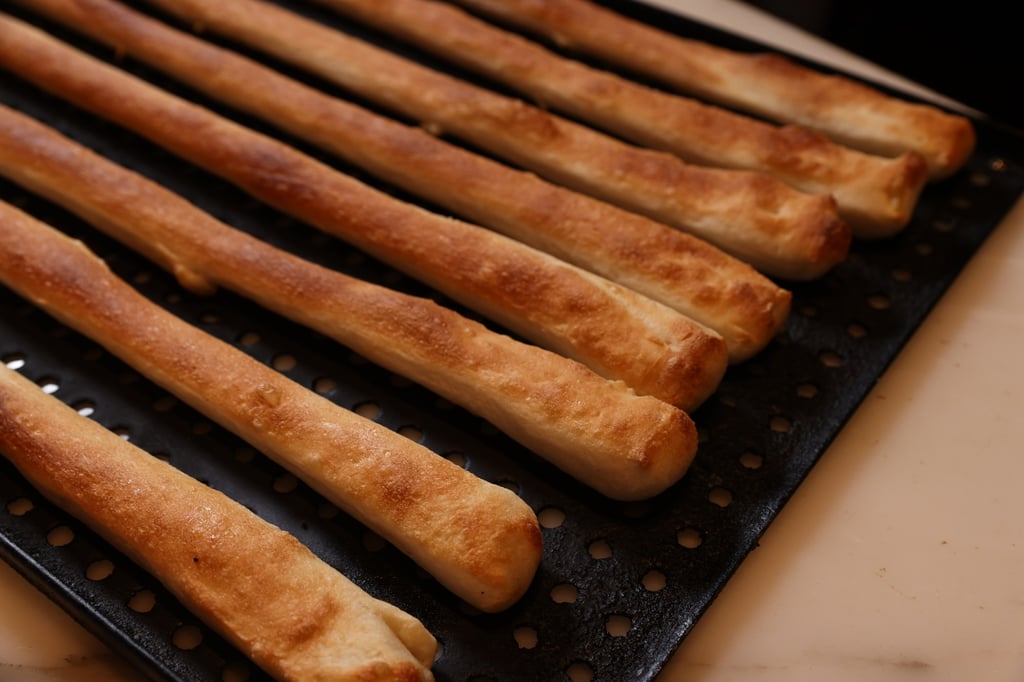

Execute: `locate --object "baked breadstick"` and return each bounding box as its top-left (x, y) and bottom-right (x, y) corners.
top-left (125, 0), bottom-right (849, 279)
top-left (0, 12), bottom-right (728, 409)
top-left (0, 108), bottom-right (698, 503)
top-left (310, 0), bottom-right (927, 237)
top-left (17, 0), bottom-right (788, 362)
top-left (454, 0), bottom-right (976, 181)
top-left (0, 365), bottom-right (436, 681)
top-left (0, 199), bottom-right (546, 611)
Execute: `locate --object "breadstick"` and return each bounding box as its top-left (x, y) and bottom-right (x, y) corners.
top-left (126, 0), bottom-right (849, 280)
top-left (0, 12), bottom-right (729, 409)
top-left (310, 0), bottom-right (927, 237)
top-left (0, 365), bottom-right (436, 681)
top-left (453, 0), bottom-right (976, 181)
top-left (0, 107), bottom-right (698, 503)
top-left (17, 0), bottom-right (788, 362)
top-left (0, 199), bottom-right (547, 611)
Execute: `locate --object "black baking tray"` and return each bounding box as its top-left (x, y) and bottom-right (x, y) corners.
top-left (1, 1), bottom-right (1022, 680)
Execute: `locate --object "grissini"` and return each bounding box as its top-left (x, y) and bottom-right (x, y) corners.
top-left (0, 199), bottom-right (546, 611)
top-left (130, 0), bottom-right (850, 280)
top-left (16, 0), bottom-right (789, 362)
top-left (310, 0), bottom-right (928, 238)
top-left (453, 0), bottom-right (977, 181)
top-left (0, 365), bottom-right (437, 681)
top-left (0, 13), bottom-right (728, 409)
top-left (0, 107), bottom-right (699, 504)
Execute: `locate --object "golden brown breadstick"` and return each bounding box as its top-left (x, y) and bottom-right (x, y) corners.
top-left (125, 0), bottom-right (848, 279)
top-left (0, 365), bottom-right (437, 681)
top-left (0, 11), bottom-right (728, 408)
top-left (16, 0), bottom-right (788, 362)
top-left (311, 0), bottom-right (928, 237)
top-left (0, 105), bottom-right (698, 504)
top-left (454, 0), bottom-right (976, 181)
top-left (0, 199), bottom-right (545, 611)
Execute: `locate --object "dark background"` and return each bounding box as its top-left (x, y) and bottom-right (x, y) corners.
top-left (739, 1), bottom-right (1021, 132)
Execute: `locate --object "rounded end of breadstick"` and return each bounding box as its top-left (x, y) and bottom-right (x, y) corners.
top-left (841, 150), bottom-right (930, 239)
top-left (724, 283), bottom-right (792, 364)
top-left (643, 323), bottom-right (728, 412)
top-left (923, 114), bottom-right (977, 181)
top-left (769, 193), bottom-right (852, 281)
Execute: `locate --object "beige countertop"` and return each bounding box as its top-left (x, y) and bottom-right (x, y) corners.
top-left (1, 2), bottom-right (1022, 680)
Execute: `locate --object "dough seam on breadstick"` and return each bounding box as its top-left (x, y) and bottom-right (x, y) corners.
top-left (0, 107), bottom-right (698, 503)
top-left (0, 10), bottom-right (728, 410)
top-left (0, 199), bottom-right (545, 612)
top-left (311, 0), bottom-right (928, 237)
top-left (452, 0), bottom-right (976, 181)
top-left (126, 0), bottom-right (849, 280)
top-left (0, 365), bottom-right (436, 681)
top-left (17, 0), bottom-right (788, 362)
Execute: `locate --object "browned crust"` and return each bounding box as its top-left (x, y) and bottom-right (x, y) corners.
top-left (0, 120), bottom-right (699, 505)
top-left (0, 9), bottom-right (728, 408)
top-left (454, 0), bottom-right (976, 181)
top-left (0, 366), bottom-right (437, 681)
top-left (16, 0), bottom-right (787, 362)
top-left (123, 0), bottom-right (848, 280)
top-left (312, 0), bottom-right (927, 237)
top-left (0, 198), bottom-right (550, 611)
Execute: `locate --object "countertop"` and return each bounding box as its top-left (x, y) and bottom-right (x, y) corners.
top-left (2, 1), bottom-right (1022, 680)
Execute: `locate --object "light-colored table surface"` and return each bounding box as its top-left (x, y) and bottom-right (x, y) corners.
top-left (2, 2), bottom-right (1022, 681)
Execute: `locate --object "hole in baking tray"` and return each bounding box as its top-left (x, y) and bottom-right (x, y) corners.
top-left (538, 506), bottom-right (565, 529)
top-left (444, 451), bottom-right (467, 468)
top-left (192, 420), bottom-right (214, 436)
top-left (221, 660), bottom-right (252, 682)
top-left (72, 399), bottom-right (96, 417)
top-left (739, 450), bottom-right (763, 470)
top-left (38, 376), bottom-right (59, 395)
top-left (111, 426), bottom-right (131, 441)
top-left (172, 624), bottom-right (203, 650)
top-left (677, 527), bottom-right (702, 549)
top-left (717, 392), bottom-right (736, 407)
top-left (2, 352), bottom-right (25, 370)
top-left (6, 497), bottom-right (34, 516)
top-left (86, 559), bottom-right (115, 581)
top-left (951, 196), bottom-right (972, 210)
top-left (513, 625), bottom-right (538, 649)
top-left (891, 268), bottom-right (912, 282)
top-left (128, 589), bottom-right (156, 614)
top-left (642, 570), bottom-right (666, 592)
top-left (606, 614), bottom-right (631, 637)
top-left (769, 415), bottom-right (792, 433)
top-left (847, 322), bottom-right (868, 339)
top-left (398, 424), bottom-right (423, 442)
top-left (566, 661), bottom-right (594, 682)
top-left (237, 331), bottom-right (261, 347)
top-left (707, 487), bottom-right (732, 508)
top-left (271, 353), bottom-right (297, 372)
top-left (165, 292), bottom-right (182, 305)
top-left (550, 583), bottom-right (578, 604)
top-left (867, 294), bottom-right (890, 310)
top-left (914, 242), bottom-right (934, 256)
top-left (234, 447), bottom-right (257, 464)
top-left (272, 474), bottom-right (299, 494)
top-left (353, 400), bottom-right (382, 420)
top-left (46, 525), bottom-right (75, 547)
top-left (362, 530), bottom-right (387, 552)
top-left (152, 395), bottom-right (178, 412)
top-left (819, 350), bottom-right (843, 368)
top-left (588, 539), bottom-right (612, 560)
top-left (132, 270), bottom-right (152, 286)
top-left (798, 304), bottom-right (818, 318)
top-left (200, 312), bottom-right (220, 325)
top-left (313, 377), bottom-right (337, 394)
top-left (932, 217), bottom-right (956, 232)
top-left (970, 171), bottom-right (991, 187)
top-left (317, 502), bottom-right (340, 519)
top-left (795, 383), bottom-right (818, 399)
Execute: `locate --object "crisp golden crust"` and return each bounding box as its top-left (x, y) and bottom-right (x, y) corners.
top-left (0, 9), bottom-right (727, 408)
top-left (455, 0), bottom-right (976, 181)
top-left (311, 0), bottom-right (926, 237)
top-left (15, 0), bottom-right (785, 361)
top-left (0, 199), bottom-right (546, 611)
top-left (118, 0), bottom-right (848, 280)
top-left (0, 365), bottom-right (436, 681)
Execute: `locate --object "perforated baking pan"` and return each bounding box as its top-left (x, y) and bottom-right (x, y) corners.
top-left (1, 1), bottom-right (1022, 680)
